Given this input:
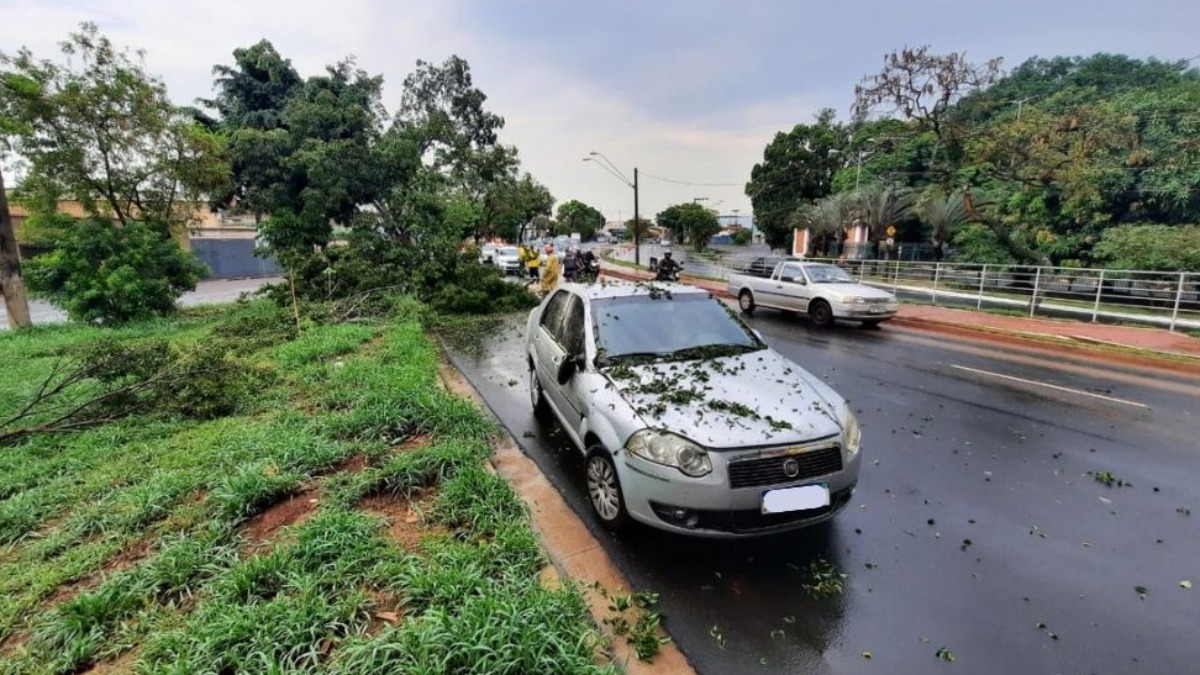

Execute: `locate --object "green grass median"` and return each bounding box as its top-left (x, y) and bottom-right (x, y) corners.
top-left (0, 299), bottom-right (612, 674)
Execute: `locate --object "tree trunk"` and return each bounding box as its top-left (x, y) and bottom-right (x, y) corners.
top-left (0, 166), bottom-right (33, 329)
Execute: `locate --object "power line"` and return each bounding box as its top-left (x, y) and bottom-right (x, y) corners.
top-left (637, 169), bottom-right (742, 188)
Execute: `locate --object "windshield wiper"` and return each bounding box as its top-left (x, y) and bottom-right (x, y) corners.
top-left (607, 351), bottom-right (669, 363)
top-left (668, 344), bottom-right (759, 360)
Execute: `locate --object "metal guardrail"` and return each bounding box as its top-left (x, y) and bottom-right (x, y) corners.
top-left (607, 246), bottom-right (1200, 332)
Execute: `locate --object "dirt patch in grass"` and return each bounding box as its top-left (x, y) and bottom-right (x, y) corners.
top-left (0, 630), bottom-right (28, 661)
top-left (334, 454), bottom-right (372, 474)
top-left (41, 536), bottom-right (155, 609)
top-left (366, 588), bottom-right (406, 635)
top-left (81, 648), bottom-right (139, 674)
top-left (240, 489), bottom-right (319, 554)
top-left (358, 487), bottom-right (443, 551)
top-left (393, 433), bottom-right (432, 453)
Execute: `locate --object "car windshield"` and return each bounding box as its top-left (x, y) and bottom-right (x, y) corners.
top-left (592, 293), bottom-right (763, 364)
top-left (499, 247), bottom-right (518, 256)
top-left (805, 264), bottom-right (855, 283)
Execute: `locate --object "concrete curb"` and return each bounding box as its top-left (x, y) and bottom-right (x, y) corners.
top-left (435, 360), bottom-right (697, 675)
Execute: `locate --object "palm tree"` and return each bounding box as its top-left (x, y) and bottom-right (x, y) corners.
top-left (849, 182), bottom-right (915, 242)
top-left (790, 192), bottom-right (850, 256)
top-left (917, 189), bottom-right (970, 255)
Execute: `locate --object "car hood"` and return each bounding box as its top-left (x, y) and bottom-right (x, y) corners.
top-left (602, 349), bottom-right (844, 449)
top-left (814, 282), bottom-right (895, 301)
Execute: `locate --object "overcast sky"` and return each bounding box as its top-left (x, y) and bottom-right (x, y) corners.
top-left (3, 0), bottom-right (1198, 223)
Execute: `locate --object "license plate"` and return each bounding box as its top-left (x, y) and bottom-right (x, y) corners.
top-left (868, 306), bottom-right (886, 314)
top-left (762, 485), bottom-right (830, 514)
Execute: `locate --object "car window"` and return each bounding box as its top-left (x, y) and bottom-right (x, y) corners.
top-left (804, 264), bottom-right (854, 283)
top-left (779, 262), bottom-right (804, 281)
top-left (593, 294), bottom-right (763, 363)
top-left (559, 295), bottom-right (586, 355)
top-left (540, 290), bottom-right (570, 338)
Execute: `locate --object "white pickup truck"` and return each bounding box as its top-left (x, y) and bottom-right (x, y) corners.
top-left (726, 259), bottom-right (899, 327)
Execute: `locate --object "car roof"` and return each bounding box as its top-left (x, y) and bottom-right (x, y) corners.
top-left (558, 280), bottom-right (710, 301)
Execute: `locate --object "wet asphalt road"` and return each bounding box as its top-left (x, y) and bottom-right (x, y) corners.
top-left (439, 306), bottom-right (1200, 675)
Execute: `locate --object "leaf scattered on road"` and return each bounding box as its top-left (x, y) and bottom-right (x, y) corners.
top-left (935, 646), bottom-right (956, 662)
top-left (1181, 580), bottom-right (1193, 590)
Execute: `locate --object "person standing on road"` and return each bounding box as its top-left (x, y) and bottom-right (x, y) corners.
top-left (539, 243), bottom-right (561, 294)
top-left (520, 244), bottom-right (539, 280)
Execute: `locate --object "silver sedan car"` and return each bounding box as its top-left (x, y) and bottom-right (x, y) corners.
top-left (524, 282), bottom-right (862, 537)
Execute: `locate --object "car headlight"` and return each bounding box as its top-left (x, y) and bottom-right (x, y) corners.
top-left (843, 296), bottom-right (867, 304)
top-left (842, 408), bottom-right (862, 457)
top-left (625, 430), bottom-right (712, 477)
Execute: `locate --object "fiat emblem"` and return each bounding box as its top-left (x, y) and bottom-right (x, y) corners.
top-left (782, 458), bottom-right (800, 478)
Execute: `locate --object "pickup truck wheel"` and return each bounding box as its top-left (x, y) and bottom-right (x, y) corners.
top-left (738, 290), bottom-right (756, 314)
top-left (809, 299), bottom-right (834, 327)
top-left (585, 447), bottom-right (630, 531)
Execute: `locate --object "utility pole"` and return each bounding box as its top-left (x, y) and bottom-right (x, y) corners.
top-left (633, 168), bottom-right (640, 266)
top-left (0, 164), bottom-right (32, 329)
top-left (584, 152), bottom-right (641, 265)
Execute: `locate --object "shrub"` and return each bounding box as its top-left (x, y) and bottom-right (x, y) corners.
top-left (25, 217), bottom-right (207, 324)
top-left (732, 228), bottom-right (753, 246)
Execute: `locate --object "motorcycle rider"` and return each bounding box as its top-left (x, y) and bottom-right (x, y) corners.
top-left (655, 250), bottom-right (682, 281)
top-left (563, 246), bottom-right (580, 282)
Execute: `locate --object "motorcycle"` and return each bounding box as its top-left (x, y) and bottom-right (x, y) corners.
top-left (654, 263), bottom-right (682, 282)
top-left (576, 258), bottom-right (601, 283)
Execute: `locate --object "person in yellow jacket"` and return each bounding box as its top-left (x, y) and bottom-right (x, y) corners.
top-left (539, 243), bottom-right (561, 294)
top-left (520, 244), bottom-right (540, 280)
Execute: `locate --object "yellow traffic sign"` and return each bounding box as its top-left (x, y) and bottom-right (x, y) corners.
top-left (886, 225), bottom-right (897, 237)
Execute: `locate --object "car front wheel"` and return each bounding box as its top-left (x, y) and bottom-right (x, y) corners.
top-left (809, 299), bottom-right (834, 327)
top-left (738, 290), bottom-right (756, 314)
top-left (585, 447), bottom-right (629, 530)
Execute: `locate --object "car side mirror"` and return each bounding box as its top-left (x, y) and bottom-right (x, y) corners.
top-left (557, 352), bottom-right (583, 384)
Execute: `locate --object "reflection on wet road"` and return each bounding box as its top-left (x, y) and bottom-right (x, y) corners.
top-left (438, 309), bottom-right (1200, 675)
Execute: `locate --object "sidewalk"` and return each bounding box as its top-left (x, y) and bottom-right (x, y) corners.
top-left (599, 262), bottom-right (1200, 363)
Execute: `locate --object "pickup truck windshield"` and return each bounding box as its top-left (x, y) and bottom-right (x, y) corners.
top-left (804, 264), bottom-right (855, 283)
top-left (593, 294), bottom-right (762, 363)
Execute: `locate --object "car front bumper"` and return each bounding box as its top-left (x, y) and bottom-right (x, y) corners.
top-left (834, 302), bottom-right (899, 320)
top-left (617, 448), bottom-right (861, 538)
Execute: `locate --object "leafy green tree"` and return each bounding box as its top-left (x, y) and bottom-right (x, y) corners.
top-left (746, 108), bottom-right (848, 250)
top-left (555, 200), bottom-right (605, 240)
top-left (657, 203), bottom-right (721, 251)
top-left (485, 172), bottom-right (554, 243)
top-left (203, 39), bottom-right (302, 213)
top-left (731, 228), bottom-right (753, 246)
top-left (25, 218), bottom-right (205, 323)
top-left (1092, 224), bottom-right (1200, 271)
top-left (2, 24), bottom-right (229, 322)
top-left (624, 217), bottom-right (653, 242)
top-left (1, 23), bottom-right (230, 237)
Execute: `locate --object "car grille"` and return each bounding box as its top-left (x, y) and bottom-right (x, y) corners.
top-left (864, 297), bottom-right (891, 304)
top-left (728, 445), bottom-right (843, 488)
